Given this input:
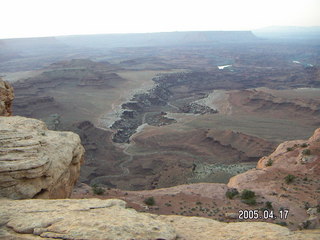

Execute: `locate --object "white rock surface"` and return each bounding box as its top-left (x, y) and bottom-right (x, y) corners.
top-left (0, 198), bottom-right (318, 240)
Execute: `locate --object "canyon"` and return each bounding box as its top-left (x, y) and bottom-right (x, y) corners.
top-left (1, 78), bottom-right (319, 239)
top-left (1, 30), bottom-right (320, 238)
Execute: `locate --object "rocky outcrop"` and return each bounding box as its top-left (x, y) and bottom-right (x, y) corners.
top-left (0, 198), bottom-right (318, 240)
top-left (0, 78), bottom-right (14, 116)
top-left (228, 128), bottom-right (320, 229)
top-left (0, 116), bottom-right (85, 199)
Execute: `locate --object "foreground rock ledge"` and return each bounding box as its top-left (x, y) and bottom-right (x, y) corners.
top-left (0, 198), bottom-right (318, 240)
top-left (0, 116), bottom-right (85, 199)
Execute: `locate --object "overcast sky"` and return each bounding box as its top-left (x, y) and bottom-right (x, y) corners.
top-left (1, 0), bottom-right (319, 39)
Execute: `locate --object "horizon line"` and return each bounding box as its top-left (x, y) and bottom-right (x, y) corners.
top-left (1, 26), bottom-right (320, 40)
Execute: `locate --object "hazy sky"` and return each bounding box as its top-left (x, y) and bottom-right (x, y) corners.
top-left (1, 0), bottom-right (319, 39)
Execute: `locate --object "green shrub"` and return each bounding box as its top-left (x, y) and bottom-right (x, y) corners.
top-left (276, 221), bottom-right (288, 226)
top-left (144, 197), bottom-right (155, 206)
top-left (92, 184), bottom-right (105, 195)
top-left (302, 149), bottom-right (311, 155)
top-left (225, 188), bottom-right (239, 199)
top-left (300, 143), bottom-right (308, 148)
top-left (242, 198), bottom-right (257, 206)
top-left (265, 201), bottom-right (273, 209)
top-left (302, 220), bottom-right (311, 229)
top-left (286, 147), bottom-right (293, 152)
top-left (241, 189), bottom-right (256, 206)
top-left (284, 174), bottom-right (296, 184)
top-left (241, 189), bottom-right (255, 200)
top-left (265, 159), bottom-right (273, 167)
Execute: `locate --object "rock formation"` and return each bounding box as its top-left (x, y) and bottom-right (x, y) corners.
top-left (0, 116), bottom-right (85, 199)
top-left (0, 78), bottom-right (14, 116)
top-left (228, 127), bottom-right (320, 229)
top-left (0, 198), bottom-right (319, 240)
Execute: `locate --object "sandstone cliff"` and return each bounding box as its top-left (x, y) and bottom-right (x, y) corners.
top-left (0, 78), bottom-right (14, 116)
top-left (0, 198), bottom-right (319, 240)
top-left (0, 116), bottom-right (85, 199)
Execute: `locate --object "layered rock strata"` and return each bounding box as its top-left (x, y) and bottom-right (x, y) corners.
top-left (0, 116), bottom-right (85, 199)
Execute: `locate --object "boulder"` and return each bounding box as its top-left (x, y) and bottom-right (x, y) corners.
top-left (0, 116), bottom-right (84, 199)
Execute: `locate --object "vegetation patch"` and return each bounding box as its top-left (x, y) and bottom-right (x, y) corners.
top-left (265, 201), bottom-right (273, 209)
top-left (284, 174), bottom-right (296, 184)
top-left (265, 158), bottom-right (273, 167)
top-left (91, 184), bottom-right (105, 195)
top-left (225, 188), bottom-right (239, 199)
top-left (144, 197), bottom-right (156, 206)
top-left (304, 202), bottom-right (310, 210)
top-left (302, 149), bottom-right (311, 155)
top-left (241, 189), bottom-right (256, 205)
top-left (276, 221), bottom-right (288, 226)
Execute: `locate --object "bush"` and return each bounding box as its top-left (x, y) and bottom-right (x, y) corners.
top-left (284, 174), bottom-right (296, 184)
top-left (286, 147), bottom-right (293, 152)
top-left (302, 149), bottom-right (311, 155)
top-left (241, 189), bottom-right (256, 206)
top-left (92, 184), bottom-right (105, 195)
top-left (304, 202), bottom-right (310, 210)
top-left (265, 159), bottom-right (273, 167)
top-left (241, 189), bottom-right (255, 200)
top-left (302, 220), bottom-right (311, 229)
top-left (300, 143), bottom-right (308, 148)
top-left (242, 198), bottom-right (257, 206)
top-left (276, 221), bottom-right (288, 226)
top-left (265, 201), bottom-right (273, 209)
top-left (144, 197), bottom-right (155, 206)
top-left (225, 188), bottom-right (239, 199)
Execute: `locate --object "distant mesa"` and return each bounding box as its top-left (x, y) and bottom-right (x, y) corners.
top-left (57, 31), bottom-right (258, 48)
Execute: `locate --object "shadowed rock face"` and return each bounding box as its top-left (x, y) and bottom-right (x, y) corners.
top-left (0, 198), bottom-right (318, 240)
top-left (0, 116), bottom-right (85, 199)
top-left (0, 78), bottom-right (14, 116)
